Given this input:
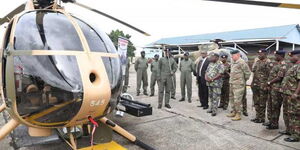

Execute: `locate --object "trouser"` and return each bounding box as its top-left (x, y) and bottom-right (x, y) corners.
top-left (290, 97), bottom-right (300, 139)
top-left (136, 69), bottom-right (148, 94)
top-left (171, 74), bottom-right (176, 97)
top-left (150, 73), bottom-right (160, 95)
top-left (283, 94), bottom-right (291, 133)
top-left (158, 76), bottom-right (172, 106)
top-left (220, 80), bottom-right (229, 108)
top-left (251, 86), bottom-right (260, 118)
top-left (198, 77), bottom-right (209, 107)
top-left (270, 90), bottom-right (283, 127)
top-left (180, 71), bottom-right (192, 100)
top-left (229, 84), bottom-right (245, 114)
top-left (242, 87), bottom-right (247, 113)
top-left (208, 87), bottom-right (221, 114)
top-left (257, 88), bottom-right (268, 121)
top-left (123, 73), bottom-right (129, 93)
top-left (267, 90), bottom-right (272, 121)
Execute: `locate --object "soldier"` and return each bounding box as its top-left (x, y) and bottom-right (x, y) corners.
top-left (227, 50), bottom-right (251, 121)
top-left (134, 51), bottom-right (148, 96)
top-left (219, 54), bottom-right (230, 110)
top-left (122, 59), bottom-right (130, 93)
top-left (150, 54), bottom-right (160, 96)
top-left (158, 49), bottom-right (178, 109)
top-left (251, 49), bottom-right (272, 124)
top-left (242, 88), bottom-right (248, 116)
top-left (170, 54), bottom-right (177, 100)
top-left (205, 53), bottom-right (224, 116)
top-left (179, 52), bottom-right (195, 103)
top-left (281, 50), bottom-right (300, 142)
top-left (266, 51), bottom-right (287, 130)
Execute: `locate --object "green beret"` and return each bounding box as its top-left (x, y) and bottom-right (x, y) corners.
top-left (230, 50), bottom-right (239, 54)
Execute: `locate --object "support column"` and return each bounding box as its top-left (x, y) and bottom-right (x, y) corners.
top-left (276, 40), bottom-right (279, 51)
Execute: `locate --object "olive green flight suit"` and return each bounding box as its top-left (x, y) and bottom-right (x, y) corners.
top-left (158, 57), bottom-right (178, 107)
top-left (150, 60), bottom-right (160, 95)
top-left (123, 60), bottom-right (130, 93)
top-left (179, 59), bottom-right (195, 101)
top-left (135, 57), bottom-right (148, 94)
top-left (171, 57), bottom-right (177, 98)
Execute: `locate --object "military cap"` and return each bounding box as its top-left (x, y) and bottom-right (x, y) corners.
top-left (220, 54), bottom-right (228, 58)
top-left (288, 50), bottom-right (300, 56)
top-left (154, 54), bottom-right (159, 57)
top-left (274, 50), bottom-right (286, 55)
top-left (210, 52), bottom-right (219, 57)
top-left (141, 50), bottom-right (145, 53)
top-left (184, 52), bottom-right (189, 56)
top-left (230, 49), bottom-right (239, 54)
top-left (258, 49), bottom-right (268, 53)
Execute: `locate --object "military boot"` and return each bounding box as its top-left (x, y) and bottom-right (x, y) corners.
top-left (226, 112), bottom-right (236, 118)
top-left (232, 113), bottom-right (241, 121)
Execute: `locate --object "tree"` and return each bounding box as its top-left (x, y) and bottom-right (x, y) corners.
top-left (108, 29), bottom-right (136, 57)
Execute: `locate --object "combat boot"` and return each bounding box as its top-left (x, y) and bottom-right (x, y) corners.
top-left (226, 112), bottom-right (236, 118)
top-left (231, 113), bottom-right (241, 121)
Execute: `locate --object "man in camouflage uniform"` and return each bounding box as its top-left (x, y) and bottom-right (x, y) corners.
top-left (150, 54), bottom-right (160, 96)
top-left (123, 59), bottom-right (130, 93)
top-left (227, 50), bottom-right (251, 121)
top-left (135, 51), bottom-right (148, 96)
top-left (158, 49), bottom-right (178, 109)
top-left (281, 50), bottom-right (300, 142)
top-left (251, 49), bottom-right (272, 123)
top-left (205, 53), bottom-right (224, 116)
top-left (266, 51), bottom-right (287, 130)
top-left (219, 54), bottom-right (230, 110)
top-left (179, 52), bottom-right (195, 103)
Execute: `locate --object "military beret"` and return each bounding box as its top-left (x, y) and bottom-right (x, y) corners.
top-left (210, 52), bottom-right (219, 57)
top-left (230, 50), bottom-right (239, 54)
top-left (220, 54), bottom-right (228, 58)
top-left (141, 51), bottom-right (145, 53)
top-left (274, 50), bottom-right (286, 55)
top-left (184, 52), bottom-right (189, 56)
top-left (288, 50), bottom-right (300, 56)
top-left (258, 49), bottom-right (268, 53)
top-left (154, 54), bottom-right (159, 57)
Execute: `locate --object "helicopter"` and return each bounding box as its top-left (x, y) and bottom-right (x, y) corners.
top-left (0, 0), bottom-right (154, 150)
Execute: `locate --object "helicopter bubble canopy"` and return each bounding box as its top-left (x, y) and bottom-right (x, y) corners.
top-left (4, 10), bottom-right (122, 127)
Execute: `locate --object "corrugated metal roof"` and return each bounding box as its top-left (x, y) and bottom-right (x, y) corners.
top-left (148, 24), bottom-right (300, 46)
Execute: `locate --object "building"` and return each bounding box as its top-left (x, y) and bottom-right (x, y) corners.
top-left (145, 24), bottom-right (300, 56)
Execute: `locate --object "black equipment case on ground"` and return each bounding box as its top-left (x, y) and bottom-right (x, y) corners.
top-left (119, 96), bottom-right (152, 117)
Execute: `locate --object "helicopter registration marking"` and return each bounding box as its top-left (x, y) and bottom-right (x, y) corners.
top-left (90, 99), bottom-right (105, 107)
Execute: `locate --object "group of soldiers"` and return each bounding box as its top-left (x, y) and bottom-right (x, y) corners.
top-left (125, 48), bottom-right (300, 143)
top-left (250, 49), bottom-right (300, 142)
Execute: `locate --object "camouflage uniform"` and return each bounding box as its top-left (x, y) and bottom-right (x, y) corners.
top-left (135, 57), bottom-right (148, 95)
top-left (281, 63), bottom-right (300, 139)
top-left (179, 59), bottom-right (195, 101)
top-left (268, 61), bottom-right (288, 127)
top-left (150, 60), bottom-right (160, 95)
top-left (252, 59), bottom-right (272, 121)
top-left (242, 87), bottom-right (248, 114)
top-left (158, 57), bottom-right (178, 107)
top-left (220, 62), bottom-right (230, 109)
top-left (206, 62), bottom-right (224, 114)
top-left (229, 58), bottom-right (251, 114)
top-left (123, 60), bottom-right (130, 93)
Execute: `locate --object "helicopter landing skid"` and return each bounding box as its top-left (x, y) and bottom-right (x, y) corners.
top-left (79, 141), bottom-right (126, 150)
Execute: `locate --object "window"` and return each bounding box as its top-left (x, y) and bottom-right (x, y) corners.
top-left (14, 11), bottom-right (83, 51)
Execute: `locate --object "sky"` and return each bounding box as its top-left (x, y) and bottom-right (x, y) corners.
top-left (1, 0), bottom-right (300, 49)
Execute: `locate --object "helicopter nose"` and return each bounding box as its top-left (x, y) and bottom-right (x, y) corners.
top-left (67, 55), bottom-right (111, 126)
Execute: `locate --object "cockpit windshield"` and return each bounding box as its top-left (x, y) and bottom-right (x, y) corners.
top-left (14, 10), bottom-right (83, 51)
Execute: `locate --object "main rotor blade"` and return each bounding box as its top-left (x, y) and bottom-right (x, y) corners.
top-left (73, 2), bottom-right (151, 36)
top-left (204, 0), bottom-right (300, 9)
top-left (0, 3), bottom-right (26, 26)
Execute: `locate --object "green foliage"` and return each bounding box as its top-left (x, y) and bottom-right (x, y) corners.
top-left (108, 29), bottom-right (136, 57)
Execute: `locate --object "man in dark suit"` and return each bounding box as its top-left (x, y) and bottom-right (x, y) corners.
top-left (195, 50), bottom-right (210, 109)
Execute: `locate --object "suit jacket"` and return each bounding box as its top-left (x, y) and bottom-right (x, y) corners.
top-left (197, 57), bottom-right (210, 83)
